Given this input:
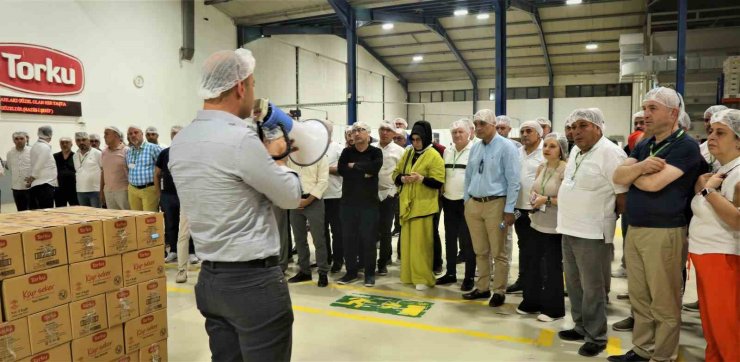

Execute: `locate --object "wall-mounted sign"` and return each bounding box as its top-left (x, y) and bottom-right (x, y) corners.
top-left (0, 43), bottom-right (84, 95)
top-left (0, 95), bottom-right (82, 117)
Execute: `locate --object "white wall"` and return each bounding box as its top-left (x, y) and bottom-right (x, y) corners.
top-left (0, 0), bottom-right (236, 202)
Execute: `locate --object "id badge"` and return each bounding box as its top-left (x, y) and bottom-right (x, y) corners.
top-left (563, 178), bottom-right (575, 189)
top-left (128, 163), bottom-right (136, 169)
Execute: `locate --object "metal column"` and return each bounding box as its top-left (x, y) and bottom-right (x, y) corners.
top-left (676, 0), bottom-right (687, 95)
top-left (494, 0), bottom-right (507, 116)
top-left (328, 0), bottom-right (358, 126)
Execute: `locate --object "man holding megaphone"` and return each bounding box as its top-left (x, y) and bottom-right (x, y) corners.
top-left (169, 48), bottom-right (303, 362)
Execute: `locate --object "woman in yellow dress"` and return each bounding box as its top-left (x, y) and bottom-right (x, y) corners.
top-left (393, 121), bottom-right (445, 290)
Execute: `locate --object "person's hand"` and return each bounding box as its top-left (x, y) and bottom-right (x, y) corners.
top-left (298, 198), bottom-right (312, 209)
top-left (503, 213), bottom-right (515, 226)
top-left (531, 195), bottom-right (547, 209)
top-left (348, 163), bottom-right (355, 169)
top-left (410, 172), bottom-right (424, 183)
top-left (705, 172), bottom-right (726, 190)
top-left (264, 137), bottom-right (297, 165)
top-left (638, 156), bottom-right (666, 174)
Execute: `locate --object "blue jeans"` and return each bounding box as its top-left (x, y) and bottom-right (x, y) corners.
top-left (77, 192), bottom-right (101, 208)
top-left (196, 264), bottom-right (293, 361)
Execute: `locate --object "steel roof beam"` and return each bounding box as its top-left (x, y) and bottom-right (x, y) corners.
top-left (380, 39), bottom-right (621, 58)
top-left (426, 18), bottom-right (479, 111)
top-left (358, 38), bottom-right (409, 90)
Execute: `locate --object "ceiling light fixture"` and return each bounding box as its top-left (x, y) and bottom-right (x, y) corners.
top-left (667, 56), bottom-right (677, 61)
top-left (476, 13), bottom-right (490, 20)
top-left (382, 23), bottom-right (394, 30)
top-left (566, 0), bottom-right (583, 5)
top-left (412, 55), bottom-right (424, 62)
top-left (585, 42), bottom-right (598, 50)
top-left (454, 9), bottom-right (469, 16)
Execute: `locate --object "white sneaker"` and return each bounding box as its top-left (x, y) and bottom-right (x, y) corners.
top-left (415, 284), bottom-right (429, 291)
top-left (175, 269), bottom-right (187, 283)
top-left (164, 252), bottom-right (177, 263)
top-left (537, 314), bottom-right (563, 322)
top-left (611, 266), bottom-right (627, 278)
top-left (188, 254), bottom-right (200, 264)
top-left (516, 308), bottom-right (539, 315)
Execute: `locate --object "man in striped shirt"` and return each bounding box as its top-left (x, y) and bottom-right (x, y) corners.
top-left (125, 125), bottom-right (162, 211)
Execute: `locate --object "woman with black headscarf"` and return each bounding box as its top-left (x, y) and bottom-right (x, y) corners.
top-left (392, 121), bottom-right (446, 290)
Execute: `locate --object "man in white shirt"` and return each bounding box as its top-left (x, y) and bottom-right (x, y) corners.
top-left (508, 120), bottom-right (544, 295)
top-left (28, 126), bottom-right (58, 209)
top-left (372, 121), bottom-right (405, 276)
top-left (495, 115), bottom-right (523, 148)
top-left (323, 121), bottom-right (345, 273)
top-left (5, 132), bottom-right (32, 211)
top-left (73, 132), bottom-right (103, 207)
top-left (89, 133), bottom-right (102, 151)
top-left (556, 108), bottom-right (627, 357)
top-left (436, 119), bottom-right (475, 291)
top-left (537, 117), bottom-right (552, 136)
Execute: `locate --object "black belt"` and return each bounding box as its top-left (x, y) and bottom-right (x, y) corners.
top-left (202, 256), bottom-right (279, 269)
top-left (471, 195), bottom-right (505, 203)
top-left (131, 182), bottom-right (155, 189)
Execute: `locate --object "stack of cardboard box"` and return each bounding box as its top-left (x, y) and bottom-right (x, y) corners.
top-left (0, 206), bottom-right (168, 362)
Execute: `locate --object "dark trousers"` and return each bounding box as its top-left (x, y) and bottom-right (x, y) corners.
top-left (274, 207), bottom-right (292, 272)
top-left (442, 198), bottom-right (475, 279)
top-left (324, 198), bottom-right (343, 266)
top-left (377, 195), bottom-right (396, 268)
top-left (160, 192), bottom-right (181, 254)
top-left (196, 264), bottom-right (293, 362)
top-left (514, 209), bottom-right (535, 283)
top-left (433, 211), bottom-right (442, 270)
top-left (12, 189), bottom-right (31, 211)
top-left (393, 197), bottom-right (401, 233)
top-left (519, 229), bottom-right (565, 318)
top-left (341, 201), bottom-right (379, 277)
top-left (29, 184), bottom-right (55, 209)
top-left (54, 183), bottom-right (79, 207)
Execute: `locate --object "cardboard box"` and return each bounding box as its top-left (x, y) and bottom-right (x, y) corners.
top-left (113, 351), bottom-right (139, 362)
top-left (0, 224), bottom-right (26, 280)
top-left (70, 325), bottom-right (124, 362)
top-left (69, 294), bottom-right (108, 339)
top-left (122, 309), bottom-right (167, 354)
top-left (0, 317), bottom-right (31, 361)
top-left (19, 225), bottom-right (68, 273)
top-left (135, 214), bottom-right (164, 250)
top-left (18, 342), bottom-right (71, 362)
top-left (137, 278), bottom-right (166, 315)
top-left (2, 266), bottom-right (70, 321)
top-left (139, 340), bottom-right (167, 362)
top-left (121, 246), bottom-right (164, 287)
top-left (27, 304), bottom-right (72, 354)
top-left (106, 286), bottom-right (139, 327)
top-left (69, 256), bottom-right (123, 301)
top-left (101, 216), bottom-right (137, 256)
top-left (61, 217), bottom-right (105, 264)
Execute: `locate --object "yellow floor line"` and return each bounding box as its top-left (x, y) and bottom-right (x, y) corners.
top-left (535, 329), bottom-right (555, 347)
top-left (607, 336), bottom-right (622, 356)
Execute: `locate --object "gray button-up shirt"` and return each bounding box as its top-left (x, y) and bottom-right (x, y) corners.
top-left (169, 110), bottom-right (302, 262)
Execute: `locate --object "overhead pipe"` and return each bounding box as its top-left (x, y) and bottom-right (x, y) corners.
top-left (180, 0), bottom-right (195, 61)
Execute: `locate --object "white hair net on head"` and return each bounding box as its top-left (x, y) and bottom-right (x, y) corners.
top-left (393, 117), bottom-right (408, 129)
top-left (199, 48), bottom-right (256, 100)
top-left (496, 115), bottom-right (512, 127)
top-left (37, 125), bottom-right (53, 138)
top-left (678, 112), bottom-right (691, 130)
top-left (145, 126), bottom-right (158, 134)
top-left (703, 105), bottom-right (728, 119)
top-left (378, 120), bottom-right (398, 133)
top-left (105, 126), bottom-right (123, 138)
top-left (642, 87), bottom-right (684, 114)
top-left (536, 117), bottom-right (552, 127)
top-left (473, 109), bottom-right (496, 124)
top-left (568, 108), bottom-right (606, 130)
top-left (710, 108), bottom-right (740, 138)
top-left (450, 118), bottom-right (472, 134)
top-left (520, 120), bottom-right (543, 137)
top-left (544, 132), bottom-right (569, 160)
top-left (74, 132), bottom-right (88, 139)
top-left (59, 137), bottom-right (72, 142)
top-left (352, 122), bottom-right (371, 133)
top-left (632, 111), bottom-right (644, 122)
top-left (89, 133), bottom-right (100, 141)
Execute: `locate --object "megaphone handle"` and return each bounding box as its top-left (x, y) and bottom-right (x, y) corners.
top-left (270, 123), bottom-right (292, 161)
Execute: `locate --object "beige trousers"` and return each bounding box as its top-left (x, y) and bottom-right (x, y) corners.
top-left (464, 198), bottom-right (508, 294)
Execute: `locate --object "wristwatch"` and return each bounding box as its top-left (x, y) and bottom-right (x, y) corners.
top-left (701, 188), bottom-right (717, 197)
top-left (546, 196), bottom-right (552, 207)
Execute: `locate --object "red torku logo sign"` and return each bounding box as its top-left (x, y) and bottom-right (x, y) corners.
top-left (117, 290), bottom-right (130, 298)
top-left (92, 331), bottom-right (107, 342)
top-left (91, 260), bottom-right (106, 269)
top-left (142, 315), bottom-right (154, 324)
top-left (0, 239), bottom-right (6, 247)
top-left (42, 311), bottom-right (58, 322)
top-left (138, 250), bottom-right (151, 259)
top-left (0, 325), bottom-right (15, 336)
top-left (0, 43), bottom-right (84, 95)
top-left (82, 300), bottom-right (96, 309)
top-left (29, 273), bottom-right (48, 284)
top-left (35, 231), bottom-right (53, 241)
top-left (145, 216), bottom-right (157, 224)
top-left (115, 220), bottom-right (127, 228)
top-left (31, 353), bottom-right (51, 362)
top-left (147, 282), bottom-right (158, 290)
top-left (78, 225), bottom-right (93, 234)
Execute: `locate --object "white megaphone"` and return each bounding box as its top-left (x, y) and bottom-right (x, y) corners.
top-left (253, 99), bottom-right (330, 166)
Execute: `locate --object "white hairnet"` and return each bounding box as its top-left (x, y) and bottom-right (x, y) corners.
top-left (145, 126), bottom-right (158, 134)
top-left (710, 109), bottom-right (740, 138)
top-left (473, 109), bottom-right (496, 124)
top-left (678, 112), bottom-right (691, 130)
top-left (89, 133), bottom-right (100, 141)
top-left (199, 48), bottom-right (256, 100)
top-left (74, 132), bottom-right (89, 139)
top-left (378, 120), bottom-right (397, 133)
top-left (393, 117), bottom-right (408, 129)
top-left (171, 125), bottom-right (183, 133)
top-left (105, 126), bottom-right (123, 138)
top-left (59, 137), bottom-right (72, 142)
top-left (128, 125), bottom-right (143, 132)
top-left (536, 117), bottom-right (552, 128)
top-left (642, 87), bottom-right (684, 114)
top-left (37, 125), bottom-right (52, 138)
top-left (544, 132), bottom-right (569, 161)
top-left (520, 120), bottom-right (543, 137)
top-left (568, 108), bottom-right (606, 130)
top-left (703, 105), bottom-right (728, 119)
top-left (496, 115), bottom-right (513, 127)
top-left (632, 111), bottom-right (644, 122)
top-left (450, 118), bottom-right (472, 134)
top-left (352, 122), bottom-right (371, 133)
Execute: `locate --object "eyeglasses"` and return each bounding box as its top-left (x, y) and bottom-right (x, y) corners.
top-left (478, 159), bottom-right (484, 174)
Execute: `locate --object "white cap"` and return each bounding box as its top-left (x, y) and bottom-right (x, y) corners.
top-left (678, 112), bottom-right (691, 130)
top-left (632, 111), bottom-right (645, 122)
top-left (703, 105), bottom-right (729, 119)
top-left (568, 108), bottom-right (606, 130)
top-left (145, 126), bottom-right (159, 134)
top-left (393, 117), bottom-right (408, 129)
top-left (710, 108), bottom-right (740, 137)
top-left (496, 115), bottom-right (513, 127)
top-left (104, 126), bottom-right (123, 138)
top-left (642, 87), bottom-right (684, 113)
top-left (199, 48), bottom-right (256, 99)
top-left (536, 117), bottom-right (552, 128)
top-left (520, 120), bottom-right (543, 137)
top-left (128, 125), bottom-right (143, 132)
top-left (74, 132), bottom-right (88, 139)
top-left (473, 109), bottom-right (496, 124)
top-left (352, 122), bottom-right (371, 133)
top-left (544, 132), bottom-right (569, 160)
top-left (378, 120), bottom-right (397, 133)
top-left (450, 118), bottom-right (472, 133)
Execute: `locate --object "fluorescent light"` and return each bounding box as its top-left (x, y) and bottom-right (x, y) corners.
top-left (667, 56), bottom-right (677, 61)
top-left (412, 55), bottom-right (424, 62)
top-left (382, 23), bottom-right (394, 30)
top-left (476, 13), bottom-right (490, 20)
top-left (585, 42), bottom-right (598, 50)
top-left (454, 9), bottom-right (468, 16)
top-left (566, 0), bottom-right (583, 4)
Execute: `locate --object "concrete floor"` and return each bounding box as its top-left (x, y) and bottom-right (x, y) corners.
top-left (1, 203), bottom-right (707, 361)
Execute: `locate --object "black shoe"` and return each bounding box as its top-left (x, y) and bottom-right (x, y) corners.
top-left (317, 273), bottom-right (328, 288)
top-left (616, 292), bottom-right (629, 300)
top-left (558, 329), bottom-right (585, 341)
top-left (288, 272), bottom-right (311, 283)
top-left (506, 281), bottom-right (522, 294)
top-left (578, 342), bottom-right (605, 357)
top-left (364, 275), bottom-right (375, 287)
top-left (461, 278), bottom-right (474, 292)
top-left (456, 253), bottom-right (465, 264)
top-left (336, 273), bottom-right (358, 285)
top-left (310, 262), bottom-right (318, 268)
top-left (433, 265), bottom-right (443, 274)
top-left (612, 316), bottom-right (634, 332)
top-left (463, 289), bottom-right (491, 300)
top-left (290, 247), bottom-right (297, 256)
top-left (377, 266), bottom-right (388, 276)
top-left (330, 263), bottom-right (343, 274)
top-left (489, 293), bottom-right (505, 307)
top-left (607, 350), bottom-right (649, 362)
top-left (435, 274), bottom-right (457, 285)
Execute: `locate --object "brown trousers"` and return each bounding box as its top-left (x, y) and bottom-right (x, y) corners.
top-left (465, 198), bottom-right (508, 294)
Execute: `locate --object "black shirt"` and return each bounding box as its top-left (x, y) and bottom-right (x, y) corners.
top-left (54, 151), bottom-right (76, 187)
top-left (626, 129), bottom-right (706, 228)
top-left (338, 145), bottom-right (383, 205)
top-left (155, 148), bottom-right (177, 195)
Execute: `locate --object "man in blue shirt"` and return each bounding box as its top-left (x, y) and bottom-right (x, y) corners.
top-left (125, 125), bottom-right (161, 211)
top-left (462, 109), bottom-right (521, 307)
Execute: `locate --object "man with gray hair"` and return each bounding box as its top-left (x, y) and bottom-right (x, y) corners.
top-left (27, 126), bottom-right (58, 209)
top-left (4, 132), bottom-right (32, 211)
top-left (74, 132), bottom-right (103, 207)
top-left (145, 126), bottom-right (166, 147)
top-left (495, 115), bottom-right (523, 148)
top-left (53, 136), bottom-right (79, 207)
top-left (126, 125), bottom-right (162, 211)
top-left (101, 126), bottom-right (130, 209)
top-left (89, 133), bottom-right (102, 150)
top-left (537, 117), bottom-right (552, 136)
